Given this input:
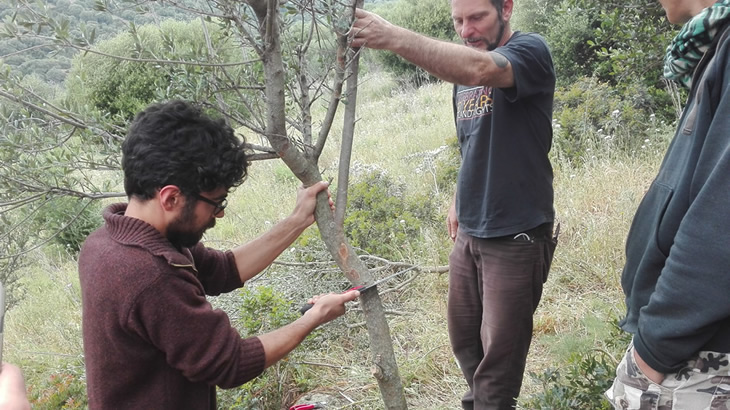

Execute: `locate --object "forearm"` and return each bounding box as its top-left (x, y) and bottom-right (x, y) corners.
top-left (385, 27), bottom-right (511, 87)
top-left (257, 315), bottom-right (319, 368)
top-left (232, 214), bottom-right (309, 282)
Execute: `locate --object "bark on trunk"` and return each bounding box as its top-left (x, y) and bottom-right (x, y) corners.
top-left (256, 0), bottom-right (408, 408)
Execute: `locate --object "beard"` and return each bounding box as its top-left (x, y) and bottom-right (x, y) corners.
top-left (166, 202), bottom-right (216, 248)
top-left (464, 19), bottom-right (505, 51)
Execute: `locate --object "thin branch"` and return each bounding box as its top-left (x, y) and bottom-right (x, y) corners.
top-left (245, 142), bottom-right (277, 153)
top-left (64, 39), bottom-right (262, 68)
top-left (292, 361), bottom-right (354, 370)
top-left (0, 43), bottom-right (53, 59)
top-left (0, 89), bottom-right (87, 129)
top-left (199, 15), bottom-right (231, 115)
top-left (246, 152), bottom-right (280, 161)
top-left (334, 4), bottom-right (362, 227)
top-left (297, 58), bottom-right (314, 147)
top-left (314, 40), bottom-right (346, 160)
top-left (0, 199), bottom-right (94, 260)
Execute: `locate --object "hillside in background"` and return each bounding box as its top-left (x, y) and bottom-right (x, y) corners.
top-left (0, 0), bottom-right (195, 82)
top-left (0, 0), bottom-right (398, 83)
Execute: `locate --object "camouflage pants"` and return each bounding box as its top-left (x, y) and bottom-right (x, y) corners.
top-left (605, 342), bottom-right (730, 410)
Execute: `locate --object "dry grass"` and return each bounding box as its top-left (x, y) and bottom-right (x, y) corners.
top-left (522, 152), bottom-right (664, 400)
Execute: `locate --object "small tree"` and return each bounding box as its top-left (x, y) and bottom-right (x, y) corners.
top-left (1, 0), bottom-right (408, 407)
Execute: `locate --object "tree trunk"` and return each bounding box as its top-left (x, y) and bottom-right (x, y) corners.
top-left (257, 0), bottom-right (407, 408)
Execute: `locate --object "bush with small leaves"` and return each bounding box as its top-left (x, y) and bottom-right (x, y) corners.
top-left (30, 197), bottom-right (102, 254)
top-left (434, 137), bottom-right (460, 194)
top-left (28, 368), bottom-right (87, 410)
top-left (553, 76), bottom-right (674, 164)
top-left (374, 0), bottom-right (455, 86)
top-left (215, 285), bottom-right (318, 409)
top-left (344, 171), bottom-right (433, 261)
top-left (521, 321), bottom-right (631, 410)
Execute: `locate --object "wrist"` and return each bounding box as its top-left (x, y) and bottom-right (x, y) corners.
top-left (285, 211), bottom-right (313, 232)
top-left (633, 348), bottom-right (664, 384)
top-left (294, 314), bottom-right (321, 334)
top-left (391, 26), bottom-right (418, 54)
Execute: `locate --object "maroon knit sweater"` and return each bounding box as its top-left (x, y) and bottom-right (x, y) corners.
top-left (78, 203), bottom-right (266, 409)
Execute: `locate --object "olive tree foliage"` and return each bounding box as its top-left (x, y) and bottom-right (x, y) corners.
top-left (0, 0), bottom-right (409, 407)
top-left (63, 18), bottom-right (263, 126)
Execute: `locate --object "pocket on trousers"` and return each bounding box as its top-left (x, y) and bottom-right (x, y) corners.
top-left (670, 351), bottom-right (730, 409)
top-left (606, 345), bottom-right (670, 410)
top-left (541, 237), bottom-right (557, 284)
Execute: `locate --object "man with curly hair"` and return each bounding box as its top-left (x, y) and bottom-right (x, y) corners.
top-left (78, 100), bottom-right (358, 409)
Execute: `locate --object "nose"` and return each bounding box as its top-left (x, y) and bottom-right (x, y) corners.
top-left (459, 21), bottom-right (474, 39)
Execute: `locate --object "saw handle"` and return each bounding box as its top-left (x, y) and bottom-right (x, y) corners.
top-left (298, 286), bottom-right (365, 315)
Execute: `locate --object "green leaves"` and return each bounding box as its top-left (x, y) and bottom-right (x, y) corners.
top-left (343, 170), bottom-right (435, 261)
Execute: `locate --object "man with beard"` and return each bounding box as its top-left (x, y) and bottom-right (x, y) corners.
top-left (351, 1), bottom-right (556, 408)
top-left (78, 100), bottom-right (358, 409)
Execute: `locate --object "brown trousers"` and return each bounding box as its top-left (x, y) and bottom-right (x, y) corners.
top-left (448, 223), bottom-right (555, 410)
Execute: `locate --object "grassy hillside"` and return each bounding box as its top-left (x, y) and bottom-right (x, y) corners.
top-left (3, 72), bottom-right (670, 408)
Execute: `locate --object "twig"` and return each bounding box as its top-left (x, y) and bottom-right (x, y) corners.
top-left (345, 310), bottom-right (409, 328)
top-left (292, 361), bottom-right (353, 370)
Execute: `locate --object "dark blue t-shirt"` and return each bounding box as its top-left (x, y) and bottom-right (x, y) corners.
top-left (452, 31), bottom-right (555, 238)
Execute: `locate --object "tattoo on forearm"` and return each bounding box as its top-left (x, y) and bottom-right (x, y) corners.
top-left (490, 52), bottom-right (508, 68)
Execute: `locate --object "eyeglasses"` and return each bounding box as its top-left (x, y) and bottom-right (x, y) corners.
top-left (192, 193), bottom-right (228, 215)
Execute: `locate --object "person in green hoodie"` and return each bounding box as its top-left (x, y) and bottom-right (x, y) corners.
top-left (606, 1), bottom-right (730, 408)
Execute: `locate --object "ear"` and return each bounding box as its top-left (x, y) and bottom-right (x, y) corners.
top-left (503, 0), bottom-right (514, 21)
top-left (158, 185), bottom-right (183, 212)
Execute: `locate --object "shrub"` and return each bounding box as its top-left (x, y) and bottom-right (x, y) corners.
top-left (237, 285), bottom-right (300, 336)
top-left (344, 170), bottom-right (436, 261)
top-left (291, 226), bottom-right (329, 264)
top-left (31, 197), bottom-right (103, 254)
top-left (216, 285), bottom-right (317, 409)
top-left (374, 0), bottom-right (455, 86)
top-left (434, 137), bottom-right (460, 194)
top-left (29, 369), bottom-right (87, 409)
top-left (65, 19), bottom-right (246, 124)
top-left (543, 2), bottom-right (599, 87)
top-left (520, 321), bottom-right (631, 410)
top-left (552, 76), bottom-right (673, 164)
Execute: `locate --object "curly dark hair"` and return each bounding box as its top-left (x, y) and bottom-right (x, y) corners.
top-left (122, 100), bottom-right (249, 200)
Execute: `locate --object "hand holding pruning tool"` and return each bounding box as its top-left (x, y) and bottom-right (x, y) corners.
top-left (299, 265), bottom-right (418, 315)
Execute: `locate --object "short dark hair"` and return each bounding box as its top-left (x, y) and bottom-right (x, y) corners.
top-left (122, 100), bottom-right (249, 200)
